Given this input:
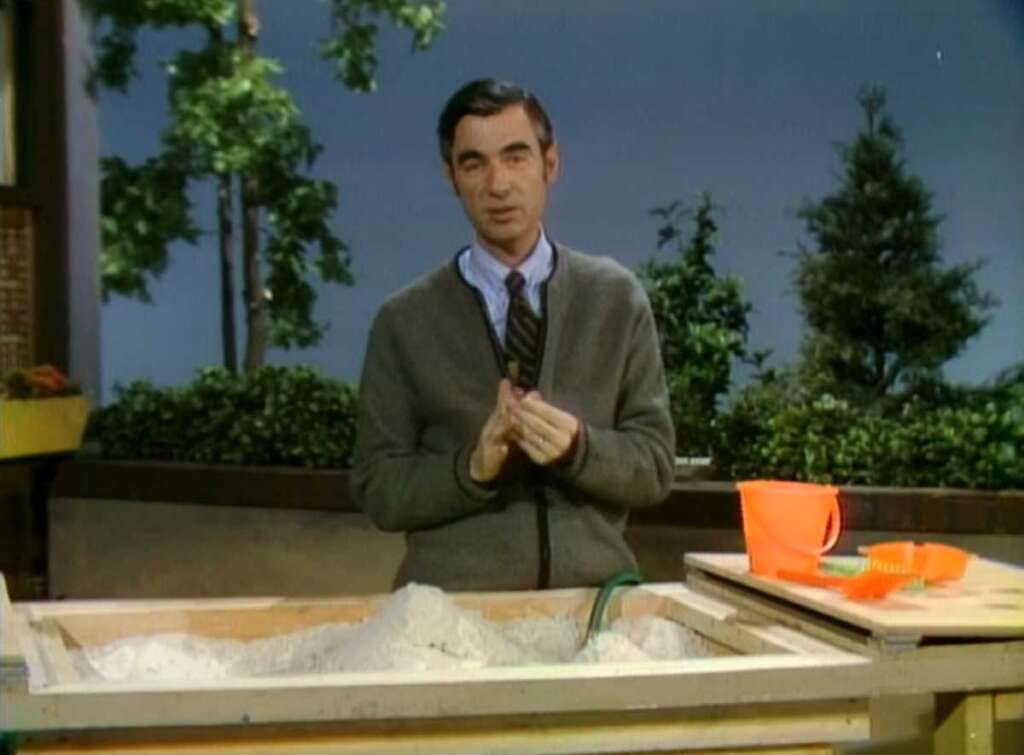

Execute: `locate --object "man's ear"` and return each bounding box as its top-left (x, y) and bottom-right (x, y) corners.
top-left (543, 142), bottom-right (561, 185)
top-left (443, 162), bottom-right (460, 197)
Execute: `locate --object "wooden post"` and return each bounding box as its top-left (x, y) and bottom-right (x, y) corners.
top-left (0, 573), bottom-right (20, 665)
top-left (935, 692), bottom-right (995, 755)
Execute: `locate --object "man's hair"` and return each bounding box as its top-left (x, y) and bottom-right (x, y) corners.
top-left (437, 79), bottom-right (555, 165)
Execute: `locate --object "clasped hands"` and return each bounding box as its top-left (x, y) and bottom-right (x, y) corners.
top-left (469, 379), bottom-right (580, 484)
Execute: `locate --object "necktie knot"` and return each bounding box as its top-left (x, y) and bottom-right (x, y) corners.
top-left (505, 270), bottom-right (526, 296)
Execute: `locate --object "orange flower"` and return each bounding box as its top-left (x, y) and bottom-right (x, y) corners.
top-left (2, 365), bottom-right (79, 399)
top-left (29, 365), bottom-right (71, 394)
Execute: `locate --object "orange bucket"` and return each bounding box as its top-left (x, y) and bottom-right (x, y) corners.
top-left (737, 480), bottom-right (842, 576)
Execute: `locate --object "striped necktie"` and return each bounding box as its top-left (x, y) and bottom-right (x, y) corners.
top-left (504, 270), bottom-right (541, 389)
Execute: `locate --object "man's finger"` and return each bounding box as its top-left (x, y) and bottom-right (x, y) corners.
top-left (498, 378), bottom-right (523, 417)
top-left (516, 399), bottom-right (579, 448)
top-left (513, 404), bottom-right (561, 439)
top-left (514, 417), bottom-right (574, 461)
top-left (520, 392), bottom-right (576, 428)
top-left (498, 378), bottom-right (513, 399)
top-left (515, 432), bottom-right (553, 465)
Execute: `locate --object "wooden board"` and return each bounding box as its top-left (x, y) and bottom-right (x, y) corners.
top-left (19, 587), bottom-right (675, 647)
top-left (2, 574), bottom-right (18, 662)
top-left (9, 702), bottom-right (861, 754)
top-left (1, 572), bottom-right (27, 674)
top-left (685, 553), bottom-right (1024, 641)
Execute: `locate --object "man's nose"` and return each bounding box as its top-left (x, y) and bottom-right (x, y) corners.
top-left (486, 163), bottom-right (512, 195)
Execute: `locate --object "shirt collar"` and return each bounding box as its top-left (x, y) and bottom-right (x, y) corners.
top-left (467, 230), bottom-right (554, 291)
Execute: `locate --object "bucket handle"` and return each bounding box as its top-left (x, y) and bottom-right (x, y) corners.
top-left (746, 490), bottom-right (842, 557)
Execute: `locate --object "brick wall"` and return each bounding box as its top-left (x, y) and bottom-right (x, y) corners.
top-left (0, 207), bottom-right (33, 371)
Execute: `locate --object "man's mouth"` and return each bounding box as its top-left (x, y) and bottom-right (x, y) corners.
top-left (488, 206), bottom-right (518, 221)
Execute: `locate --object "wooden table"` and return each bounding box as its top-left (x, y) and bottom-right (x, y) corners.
top-left (684, 553), bottom-right (1024, 755)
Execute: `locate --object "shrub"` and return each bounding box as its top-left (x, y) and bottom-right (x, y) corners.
top-left (712, 373), bottom-right (1024, 490)
top-left (88, 366), bottom-right (358, 468)
top-left (640, 195), bottom-right (760, 456)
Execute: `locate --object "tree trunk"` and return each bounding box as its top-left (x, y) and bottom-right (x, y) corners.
top-left (241, 173), bottom-right (264, 372)
top-left (238, 0), bottom-right (267, 372)
top-left (217, 173), bottom-right (238, 373)
top-left (210, 26), bottom-right (237, 373)
top-left (873, 346), bottom-right (888, 397)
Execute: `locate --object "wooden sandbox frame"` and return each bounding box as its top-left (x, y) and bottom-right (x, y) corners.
top-left (4, 555), bottom-right (1024, 754)
top-left (2, 576), bottom-right (874, 754)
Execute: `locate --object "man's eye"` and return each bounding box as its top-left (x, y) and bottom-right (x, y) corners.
top-left (462, 160), bottom-right (481, 173)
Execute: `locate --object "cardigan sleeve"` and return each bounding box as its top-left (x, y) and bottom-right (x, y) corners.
top-left (550, 285), bottom-right (676, 508)
top-left (349, 305), bottom-right (497, 532)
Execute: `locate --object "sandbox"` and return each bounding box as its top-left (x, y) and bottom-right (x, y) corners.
top-left (3, 556), bottom-right (1022, 753)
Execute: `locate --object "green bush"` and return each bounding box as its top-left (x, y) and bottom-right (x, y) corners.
top-left (712, 374), bottom-right (1024, 490)
top-left (88, 366), bottom-right (358, 468)
top-left (640, 195), bottom-right (759, 456)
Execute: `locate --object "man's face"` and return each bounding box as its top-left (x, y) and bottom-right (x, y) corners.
top-left (445, 104), bottom-right (559, 264)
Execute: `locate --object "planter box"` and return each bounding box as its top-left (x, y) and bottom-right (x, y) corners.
top-left (0, 396), bottom-right (89, 460)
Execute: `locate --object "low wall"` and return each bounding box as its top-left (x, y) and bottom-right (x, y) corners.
top-left (48, 496), bottom-right (1024, 600)
top-left (50, 499), bottom-right (403, 598)
top-left (44, 460), bottom-right (1024, 599)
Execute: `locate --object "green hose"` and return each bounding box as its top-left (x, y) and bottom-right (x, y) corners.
top-left (583, 568), bottom-right (644, 645)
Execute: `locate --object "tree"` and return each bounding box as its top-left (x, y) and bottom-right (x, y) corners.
top-left (87, 0), bottom-right (444, 372)
top-left (793, 85), bottom-right (996, 400)
top-left (640, 194), bottom-right (761, 457)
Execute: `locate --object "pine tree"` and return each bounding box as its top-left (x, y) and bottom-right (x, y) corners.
top-left (794, 85), bottom-right (996, 400)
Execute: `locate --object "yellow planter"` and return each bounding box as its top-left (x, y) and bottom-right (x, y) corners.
top-left (0, 396), bottom-right (90, 460)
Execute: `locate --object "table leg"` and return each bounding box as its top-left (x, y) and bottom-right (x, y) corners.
top-left (28, 458), bottom-right (61, 600)
top-left (935, 692), bottom-right (994, 755)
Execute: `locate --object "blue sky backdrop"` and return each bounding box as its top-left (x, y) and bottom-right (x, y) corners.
top-left (99, 0), bottom-right (1024, 397)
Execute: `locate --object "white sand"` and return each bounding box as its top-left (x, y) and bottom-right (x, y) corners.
top-left (73, 584), bottom-right (717, 682)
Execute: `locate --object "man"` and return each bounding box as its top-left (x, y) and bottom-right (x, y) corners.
top-left (351, 79), bottom-right (674, 591)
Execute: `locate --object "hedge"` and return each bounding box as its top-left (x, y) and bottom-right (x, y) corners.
top-left (88, 366), bottom-right (358, 469)
top-left (711, 379), bottom-right (1024, 490)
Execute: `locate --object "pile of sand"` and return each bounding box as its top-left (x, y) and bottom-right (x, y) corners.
top-left (73, 584), bottom-right (715, 682)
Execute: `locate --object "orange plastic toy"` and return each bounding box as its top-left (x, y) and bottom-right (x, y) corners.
top-left (737, 480), bottom-right (841, 576)
top-left (858, 541), bottom-right (971, 583)
top-left (838, 569), bottom-right (915, 599)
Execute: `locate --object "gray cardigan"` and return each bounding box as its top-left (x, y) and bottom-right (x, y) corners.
top-left (350, 245), bottom-right (675, 590)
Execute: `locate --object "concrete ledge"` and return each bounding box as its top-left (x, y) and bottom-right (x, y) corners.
top-left (53, 459), bottom-right (351, 512)
top-left (54, 459), bottom-right (1024, 535)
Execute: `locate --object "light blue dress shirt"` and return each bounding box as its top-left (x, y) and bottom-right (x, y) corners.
top-left (458, 232), bottom-right (554, 345)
